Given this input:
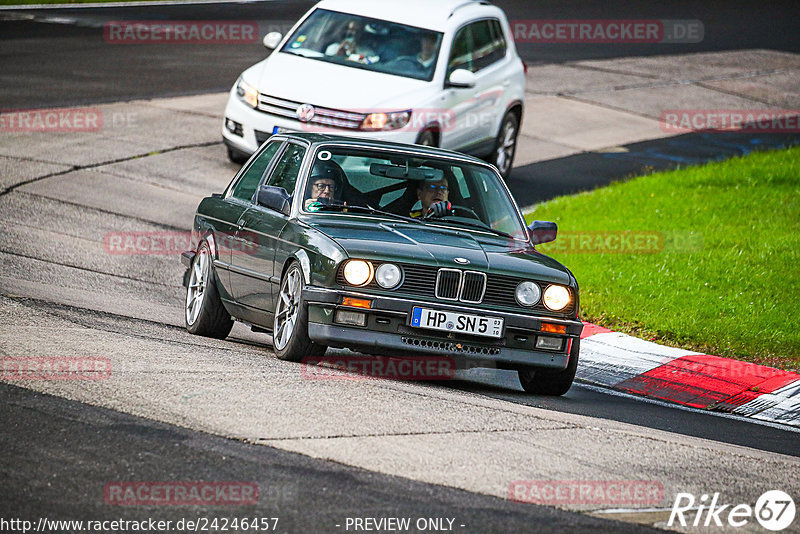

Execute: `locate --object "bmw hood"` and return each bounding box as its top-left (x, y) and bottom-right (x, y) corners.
top-left (307, 219), bottom-right (573, 286)
top-left (246, 53), bottom-right (432, 110)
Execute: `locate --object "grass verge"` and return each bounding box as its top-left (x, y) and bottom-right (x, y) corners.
top-left (526, 146), bottom-right (800, 371)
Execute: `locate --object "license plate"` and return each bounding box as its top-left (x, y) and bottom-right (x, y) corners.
top-left (410, 307), bottom-right (503, 338)
top-left (272, 126), bottom-right (297, 134)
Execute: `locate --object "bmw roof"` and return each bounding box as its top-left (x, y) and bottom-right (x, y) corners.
top-left (273, 132), bottom-right (491, 166)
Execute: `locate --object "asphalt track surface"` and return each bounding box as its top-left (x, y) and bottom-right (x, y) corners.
top-left (1, 383), bottom-right (661, 533)
top-left (1, 1), bottom-right (799, 532)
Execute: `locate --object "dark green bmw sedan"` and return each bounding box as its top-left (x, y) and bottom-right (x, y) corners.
top-left (182, 133), bottom-right (583, 395)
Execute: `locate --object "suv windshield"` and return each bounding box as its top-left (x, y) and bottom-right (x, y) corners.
top-left (301, 146), bottom-right (528, 240)
top-left (281, 9), bottom-right (443, 81)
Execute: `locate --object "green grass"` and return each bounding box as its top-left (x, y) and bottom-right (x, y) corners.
top-left (526, 146), bottom-right (800, 371)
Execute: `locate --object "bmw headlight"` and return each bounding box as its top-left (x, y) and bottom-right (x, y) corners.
top-left (376, 263), bottom-right (402, 289)
top-left (236, 77), bottom-right (259, 109)
top-left (343, 260), bottom-right (373, 286)
top-left (360, 110), bottom-right (411, 131)
top-left (543, 285), bottom-right (571, 311)
top-left (515, 281), bottom-right (541, 306)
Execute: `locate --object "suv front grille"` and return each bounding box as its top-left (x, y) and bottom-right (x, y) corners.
top-left (257, 94), bottom-right (366, 130)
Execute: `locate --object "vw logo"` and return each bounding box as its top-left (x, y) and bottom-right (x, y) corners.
top-left (296, 104), bottom-right (315, 122)
top-left (454, 257), bottom-right (469, 265)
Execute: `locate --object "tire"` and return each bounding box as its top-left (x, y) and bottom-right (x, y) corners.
top-left (185, 241), bottom-right (234, 339)
top-left (227, 145), bottom-right (249, 165)
top-left (415, 129), bottom-right (437, 147)
top-left (273, 262), bottom-right (327, 362)
top-left (518, 338), bottom-right (579, 396)
top-left (491, 111), bottom-right (519, 180)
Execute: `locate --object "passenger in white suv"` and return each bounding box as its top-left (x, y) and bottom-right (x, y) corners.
top-left (222, 0), bottom-right (526, 178)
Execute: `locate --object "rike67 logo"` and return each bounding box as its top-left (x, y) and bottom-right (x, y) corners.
top-left (669, 490), bottom-right (795, 531)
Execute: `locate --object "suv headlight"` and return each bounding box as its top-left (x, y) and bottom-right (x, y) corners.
top-left (360, 110), bottom-right (411, 131)
top-left (543, 285), bottom-right (571, 311)
top-left (236, 77), bottom-right (258, 109)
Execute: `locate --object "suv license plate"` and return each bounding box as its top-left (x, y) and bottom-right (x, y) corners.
top-left (410, 307), bottom-right (503, 338)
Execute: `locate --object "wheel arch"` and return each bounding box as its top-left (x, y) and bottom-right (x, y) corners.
top-left (504, 100), bottom-right (524, 129)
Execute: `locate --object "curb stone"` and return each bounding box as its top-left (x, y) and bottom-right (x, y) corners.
top-left (578, 323), bottom-right (800, 428)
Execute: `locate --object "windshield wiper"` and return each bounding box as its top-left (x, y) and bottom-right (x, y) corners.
top-left (314, 204), bottom-right (424, 225)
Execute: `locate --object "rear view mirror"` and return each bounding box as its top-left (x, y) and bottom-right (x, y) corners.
top-left (257, 185), bottom-right (291, 215)
top-left (370, 163), bottom-right (443, 181)
top-left (263, 32), bottom-right (282, 50)
top-left (528, 220), bottom-right (557, 245)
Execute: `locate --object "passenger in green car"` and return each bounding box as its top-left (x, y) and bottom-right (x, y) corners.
top-left (410, 176), bottom-right (451, 218)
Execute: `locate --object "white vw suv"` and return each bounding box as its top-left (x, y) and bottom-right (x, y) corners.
top-left (222, 0), bottom-right (526, 178)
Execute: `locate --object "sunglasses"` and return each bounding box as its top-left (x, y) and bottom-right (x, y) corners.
top-left (313, 183), bottom-right (335, 191)
top-left (422, 184), bottom-right (448, 191)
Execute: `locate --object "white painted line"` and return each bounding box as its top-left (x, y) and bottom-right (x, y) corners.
top-left (0, 0), bottom-right (271, 10)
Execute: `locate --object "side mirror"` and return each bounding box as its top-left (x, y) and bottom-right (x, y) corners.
top-left (447, 69), bottom-right (476, 88)
top-left (528, 220), bottom-right (557, 245)
top-left (263, 32), bottom-right (282, 50)
top-left (257, 185), bottom-right (291, 215)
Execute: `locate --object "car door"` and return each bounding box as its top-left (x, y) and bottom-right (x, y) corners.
top-left (441, 19), bottom-right (509, 154)
top-left (213, 140), bottom-right (283, 297)
top-left (231, 141), bottom-right (308, 311)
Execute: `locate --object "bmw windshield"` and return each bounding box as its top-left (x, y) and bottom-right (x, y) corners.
top-left (301, 146), bottom-right (529, 241)
top-left (281, 9), bottom-right (443, 82)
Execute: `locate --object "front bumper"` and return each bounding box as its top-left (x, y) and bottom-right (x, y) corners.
top-left (304, 286), bottom-right (582, 371)
top-left (222, 92), bottom-right (422, 156)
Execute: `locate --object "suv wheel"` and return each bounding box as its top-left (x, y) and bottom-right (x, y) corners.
top-left (492, 112), bottom-right (519, 179)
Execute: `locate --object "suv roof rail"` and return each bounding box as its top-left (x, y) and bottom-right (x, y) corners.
top-left (449, 0), bottom-right (491, 18)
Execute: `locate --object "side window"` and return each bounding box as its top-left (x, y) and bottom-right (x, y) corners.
top-left (447, 25), bottom-right (473, 74)
top-left (472, 19), bottom-right (506, 71)
top-left (266, 143), bottom-right (307, 194)
top-left (230, 141), bottom-right (281, 201)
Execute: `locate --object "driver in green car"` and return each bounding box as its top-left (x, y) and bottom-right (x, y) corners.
top-left (304, 161), bottom-right (342, 210)
top-left (410, 176), bottom-right (451, 218)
